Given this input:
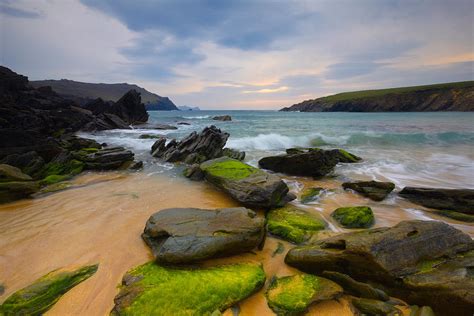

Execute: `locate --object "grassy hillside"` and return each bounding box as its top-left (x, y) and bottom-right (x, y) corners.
top-left (30, 79), bottom-right (178, 110)
top-left (320, 81), bottom-right (474, 102)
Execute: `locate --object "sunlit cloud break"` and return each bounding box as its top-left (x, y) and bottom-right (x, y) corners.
top-left (242, 86), bottom-right (289, 94)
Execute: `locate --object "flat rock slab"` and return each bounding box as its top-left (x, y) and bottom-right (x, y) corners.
top-left (142, 207), bottom-right (265, 264)
top-left (285, 220), bottom-right (474, 315)
top-left (399, 187), bottom-right (474, 214)
top-left (111, 262), bottom-right (265, 315)
top-left (265, 274), bottom-right (343, 315)
top-left (0, 264), bottom-right (98, 315)
top-left (200, 157), bottom-right (294, 209)
top-left (342, 181), bottom-right (395, 201)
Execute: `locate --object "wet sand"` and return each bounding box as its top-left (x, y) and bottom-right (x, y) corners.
top-left (0, 170), bottom-right (472, 315)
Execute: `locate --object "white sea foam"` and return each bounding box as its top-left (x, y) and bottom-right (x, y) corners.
top-left (182, 115), bottom-right (210, 119)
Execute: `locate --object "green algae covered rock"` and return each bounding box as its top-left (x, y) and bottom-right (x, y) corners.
top-left (265, 274), bottom-right (342, 315)
top-left (342, 181), bottom-right (395, 201)
top-left (433, 209), bottom-right (474, 222)
top-left (321, 271), bottom-right (389, 301)
top-left (331, 206), bottom-right (374, 228)
top-left (351, 298), bottom-right (402, 316)
top-left (267, 206), bottom-right (326, 244)
top-left (300, 187), bottom-right (324, 204)
top-left (200, 157), bottom-right (294, 209)
top-left (0, 181), bottom-right (40, 203)
top-left (111, 262), bottom-right (266, 316)
top-left (335, 149), bottom-right (361, 163)
top-left (0, 164), bottom-right (32, 182)
top-left (0, 264), bottom-right (98, 316)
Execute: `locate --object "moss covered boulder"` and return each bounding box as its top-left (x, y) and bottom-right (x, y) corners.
top-left (200, 157), bottom-right (294, 209)
top-left (0, 164), bottom-right (32, 182)
top-left (265, 274), bottom-right (343, 315)
top-left (300, 187), bottom-right (324, 204)
top-left (111, 262), bottom-right (265, 315)
top-left (0, 264), bottom-right (98, 315)
top-left (351, 298), bottom-right (402, 316)
top-left (285, 220), bottom-right (474, 315)
top-left (142, 207), bottom-right (265, 264)
top-left (342, 181), bottom-right (395, 201)
top-left (267, 206), bottom-right (326, 244)
top-left (432, 210), bottom-right (474, 222)
top-left (331, 206), bottom-right (374, 228)
top-left (399, 187), bottom-right (474, 214)
top-left (0, 181), bottom-right (40, 203)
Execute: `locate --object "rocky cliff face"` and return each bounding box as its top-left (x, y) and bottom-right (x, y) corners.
top-left (281, 81), bottom-right (474, 112)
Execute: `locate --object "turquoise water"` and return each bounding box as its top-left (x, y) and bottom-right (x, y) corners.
top-left (81, 111), bottom-right (474, 189)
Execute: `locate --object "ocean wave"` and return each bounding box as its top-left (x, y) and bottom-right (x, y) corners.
top-left (182, 115), bottom-right (210, 119)
top-left (227, 131), bottom-right (474, 150)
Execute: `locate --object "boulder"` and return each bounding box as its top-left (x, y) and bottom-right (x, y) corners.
top-left (110, 90), bottom-right (149, 124)
top-left (151, 126), bottom-right (229, 164)
top-left (222, 148), bottom-right (245, 161)
top-left (139, 134), bottom-right (163, 139)
top-left (409, 306), bottom-right (435, 316)
top-left (0, 164), bottom-right (32, 181)
top-left (432, 209), bottom-right (474, 222)
top-left (0, 151), bottom-right (45, 176)
top-left (322, 271), bottom-right (389, 301)
top-left (0, 264), bottom-right (98, 315)
top-left (79, 147), bottom-right (134, 170)
top-left (399, 187), bottom-right (474, 214)
top-left (351, 298), bottom-right (402, 316)
top-left (265, 274), bottom-right (343, 315)
top-left (285, 220), bottom-right (474, 315)
top-left (300, 187), bottom-right (324, 204)
top-left (331, 206), bottom-right (375, 228)
top-left (200, 157), bottom-right (295, 209)
top-left (343, 181), bottom-right (395, 201)
top-left (266, 206), bottom-right (326, 243)
top-left (0, 181), bottom-right (40, 203)
top-left (212, 115), bottom-right (232, 121)
top-left (142, 207), bottom-right (265, 264)
top-left (183, 164), bottom-right (204, 181)
top-left (111, 262), bottom-right (265, 315)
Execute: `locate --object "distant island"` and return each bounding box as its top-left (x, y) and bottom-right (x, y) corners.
top-left (30, 79), bottom-right (179, 111)
top-left (280, 81), bottom-right (474, 112)
top-left (178, 105), bottom-right (201, 111)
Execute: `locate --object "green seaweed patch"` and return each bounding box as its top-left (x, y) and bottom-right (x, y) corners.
top-left (417, 258), bottom-right (446, 273)
top-left (266, 274), bottom-right (342, 315)
top-left (300, 187), bottom-right (324, 204)
top-left (201, 158), bottom-right (259, 181)
top-left (112, 262), bottom-right (266, 316)
top-left (433, 210), bottom-right (474, 223)
top-left (272, 242), bottom-right (285, 257)
top-left (39, 182), bottom-right (73, 194)
top-left (337, 149), bottom-right (361, 163)
top-left (267, 206), bottom-right (326, 244)
top-left (0, 264), bottom-right (98, 316)
top-left (40, 159), bottom-right (84, 178)
top-left (331, 206), bottom-right (374, 228)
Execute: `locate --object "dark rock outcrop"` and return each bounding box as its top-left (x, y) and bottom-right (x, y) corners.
top-left (399, 187), bottom-right (474, 214)
top-left (142, 207), bottom-right (265, 264)
top-left (200, 157), bottom-right (295, 209)
top-left (343, 181), bottom-right (395, 201)
top-left (259, 148), bottom-right (360, 178)
top-left (212, 115), bottom-right (232, 121)
top-left (151, 126), bottom-right (229, 164)
top-left (285, 220), bottom-right (474, 315)
top-left (222, 148), bottom-right (245, 161)
top-left (280, 81), bottom-right (474, 112)
top-left (77, 147), bottom-right (134, 170)
top-left (109, 90), bottom-right (149, 124)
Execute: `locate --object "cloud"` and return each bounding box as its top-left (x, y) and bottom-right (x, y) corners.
top-left (0, 2), bottom-right (41, 18)
top-left (243, 86), bottom-right (289, 94)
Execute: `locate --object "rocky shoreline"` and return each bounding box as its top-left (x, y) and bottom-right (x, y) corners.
top-left (1, 67), bottom-right (473, 315)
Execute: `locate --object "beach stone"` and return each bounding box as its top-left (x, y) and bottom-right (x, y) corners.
top-left (343, 181), bottom-right (395, 201)
top-left (183, 164), bottom-right (204, 181)
top-left (139, 134), bottom-right (163, 139)
top-left (222, 148), bottom-right (245, 161)
top-left (409, 305), bottom-right (435, 316)
top-left (351, 298), bottom-right (402, 316)
top-left (259, 148), bottom-right (361, 178)
top-left (151, 126), bottom-right (229, 164)
top-left (212, 115), bottom-right (232, 121)
top-left (142, 207), bottom-right (265, 264)
top-left (432, 209), bottom-right (474, 222)
top-left (399, 187), bottom-right (474, 214)
top-left (0, 264), bottom-right (98, 315)
top-left (79, 147), bottom-right (134, 170)
top-left (0, 164), bottom-right (32, 182)
top-left (266, 205), bottom-right (326, 243)
top-left (322, 271), bottom-right (389, 301)
top-left (331, 206), bottom-right (375, 228)
top-left (200, 156), bottom-right (294, 209)
top-left (0, 151), bottom-right (45, 177)
top-left (300, 187), bottom-right (324, 204)
top-left (285, 220), bottom-right (474, 315)
top-left (111, 262), bottom-right (265, 315)
top-left (265, 274), bottom-right (343, 315)
top-left (129, 161), bottom-right (143, 170)
top-left (0, 181), bottom-right (40, 203)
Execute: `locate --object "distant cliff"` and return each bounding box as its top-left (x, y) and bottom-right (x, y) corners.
top-left (30, 79), bottom-right (179, 111)
top-left (280, 81), bottom-right (474, 112)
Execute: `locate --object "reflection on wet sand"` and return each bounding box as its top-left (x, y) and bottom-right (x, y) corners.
top-left (0, 170), bottom-right (472, 315)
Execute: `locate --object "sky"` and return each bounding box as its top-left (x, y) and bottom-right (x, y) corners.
top-left (1, 0), bottom-right (473, 109)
